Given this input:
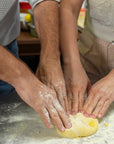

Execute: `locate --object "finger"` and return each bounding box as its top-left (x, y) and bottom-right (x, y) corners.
top-left (55, 87), bottom-right (65, 109)
top-left (78, 91), bottom-right (85, 110)
top-left (48, 105), bottom-right (65, 132)
top-left (83, 92), bottom-right (94, 111)
top-left (62, 86), bottom-right (69, 112)
top-left (97, 98), bottom-right (111, 118)
top-left (67, 90), bottom-right (72, 114)
top-left (86, 91), bottom-right (104, 115)
top-left (54, 101), bottom-right (72, 129)
top-left (63, 96), bottom-right (69, 113)
top-left (92, 97), bottom-right (105, 118)
top-left (71, 91), bottom-right (78, 115)
top-left (83, 88), bottom-right (99, 113)
top-left (37, 107), bottom-right (52, 129)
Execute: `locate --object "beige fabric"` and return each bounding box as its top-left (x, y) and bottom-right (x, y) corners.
top-left (78, 29), bottom-right (114, 84)
top-left (85, 0), bottom-right (114, 42)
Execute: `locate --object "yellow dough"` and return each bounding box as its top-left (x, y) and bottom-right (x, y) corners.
top-left (57, 113), bottom-right (98, 138)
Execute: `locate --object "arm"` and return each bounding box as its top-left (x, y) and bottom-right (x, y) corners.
top-left (31, 1), bottom-right (69, 112)
top-left (0, 45), bottom-right (71, 131)
top-left (60, 0), bottom-right (83, 64)
top-left (33, 0), bottom-right (60, 61)
top-left (60, 0), bottom-right (91, 114)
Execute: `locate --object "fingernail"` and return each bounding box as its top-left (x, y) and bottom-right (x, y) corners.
top-left (79, 109), bottom-right (85, 114)
top-left (90, 114), bottom-right (96, 119)
top-left (67, 110), bottom-right (71, 115)
top-left (67, 122), bottom-right (72, 128)
top-left (61, 126), bottom-right (65, 132)
top-left (84, 112), bottom-right (90, 117)
top-left (98, 114), bottom-right (102, 118)
top-left (71, 111), bottom-right (76, 115)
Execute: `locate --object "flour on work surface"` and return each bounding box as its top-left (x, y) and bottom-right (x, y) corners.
top-left (0, 101), bottom-right (114, 144)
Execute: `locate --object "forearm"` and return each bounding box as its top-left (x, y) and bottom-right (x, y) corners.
top-left (33, 1), bottom-right (60, 62)
top-left (0, 45), bottom-right (36, 88)
top-left (60, 0), bottom-right (83, 65)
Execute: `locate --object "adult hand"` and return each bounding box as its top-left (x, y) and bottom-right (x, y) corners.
top-left (63, 62), bottom-right (91, 115)
top-left (36, 59), bottom-right (68, 111)
top-left (83, 69), bottom-right (114, 118)
top-left (15, 72), bottom-right (71, 132)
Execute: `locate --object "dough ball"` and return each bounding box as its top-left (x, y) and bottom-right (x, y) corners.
top-left (57, 113), bottom-right (98, 138)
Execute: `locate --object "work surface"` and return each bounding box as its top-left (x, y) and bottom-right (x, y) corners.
top-left (0, 93), bottom-right (114, 144)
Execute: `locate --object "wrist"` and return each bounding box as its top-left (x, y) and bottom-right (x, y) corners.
top-left (12, 61), bottom-right (36, 87)
top-left (13, 61), bottom-right (42, 90)
top-left (40, 47), bottom-right (60, 63)
top-left (63, 54), bottom-right (81, 66)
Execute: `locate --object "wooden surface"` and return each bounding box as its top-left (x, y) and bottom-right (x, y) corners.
top-left (18, 31), bottom-right (40, 45)
top-left (17, 31), bottom-right (41, 56)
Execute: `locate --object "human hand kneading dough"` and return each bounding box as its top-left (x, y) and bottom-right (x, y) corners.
top-left (83, 69), bottom-right (114, 118)
top-left (63, 62), bottom-right (91, 115)
top-left (15, 73), bottom-right (71, 132)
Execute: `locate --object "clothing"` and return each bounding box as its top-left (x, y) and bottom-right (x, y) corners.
top-left (78, 0), bottom-right (114, 83)
top-left (0, 0), bottom-right (60, 46)
top-left (78, 29), bottom-right (114, 84)
top-left (85, 0), bottom-right (114, 43)
top-left (0, 40), bottom-right (18, 95)
top-left (29, 0), bottom-right (61, 9)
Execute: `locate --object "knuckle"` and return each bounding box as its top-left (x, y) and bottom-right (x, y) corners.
top-left (79, 86), bottom-right (85, 92)
top-left (98, 88), bottom-right (105, 95)
top-left (54, 80), bottom-right (65, 88)
top-left (52, 114), bottom-right (58, 119)
top-left (59, 109), bottom-right (64, 114)
top-left (98, 103), bottom-right (102, 108)
top-left (50, 109), bottom-right (58, 118)
top-left (70, 83), bottom-right (77, 89)
top-left (105, 99), bottom-right (110, 104)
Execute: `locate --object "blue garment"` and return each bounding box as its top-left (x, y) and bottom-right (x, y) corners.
top-left (0, 40), bottom-right (19, 95)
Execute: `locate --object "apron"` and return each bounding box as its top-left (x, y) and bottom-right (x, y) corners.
top-left (78, 0), bottom-right (114, 84)
top-left (78, 29), bottom-right (114, 84)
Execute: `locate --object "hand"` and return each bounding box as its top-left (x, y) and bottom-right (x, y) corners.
top-left (63, 62), bottom-right (91, 115)
top-left (36, 59), bottom-right (68, 111)
top-left (83, 69), bottom-right (114, 118)
top-left (15, 72), bottom-right (71, 132)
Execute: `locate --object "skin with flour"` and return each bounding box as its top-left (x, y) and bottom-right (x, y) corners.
top-left (0, 0), bottom-right (69, 132)
top-left (0, 0), bottom-right (72, 132)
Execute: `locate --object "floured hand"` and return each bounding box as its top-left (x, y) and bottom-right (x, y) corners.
top-left (15, 72), bottom-right (71, 132)
top-left (36, 59), bottom-right (68, 111)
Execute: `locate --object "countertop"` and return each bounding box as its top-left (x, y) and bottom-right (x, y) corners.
top-left (0, 93), bottom-right (114, 144)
